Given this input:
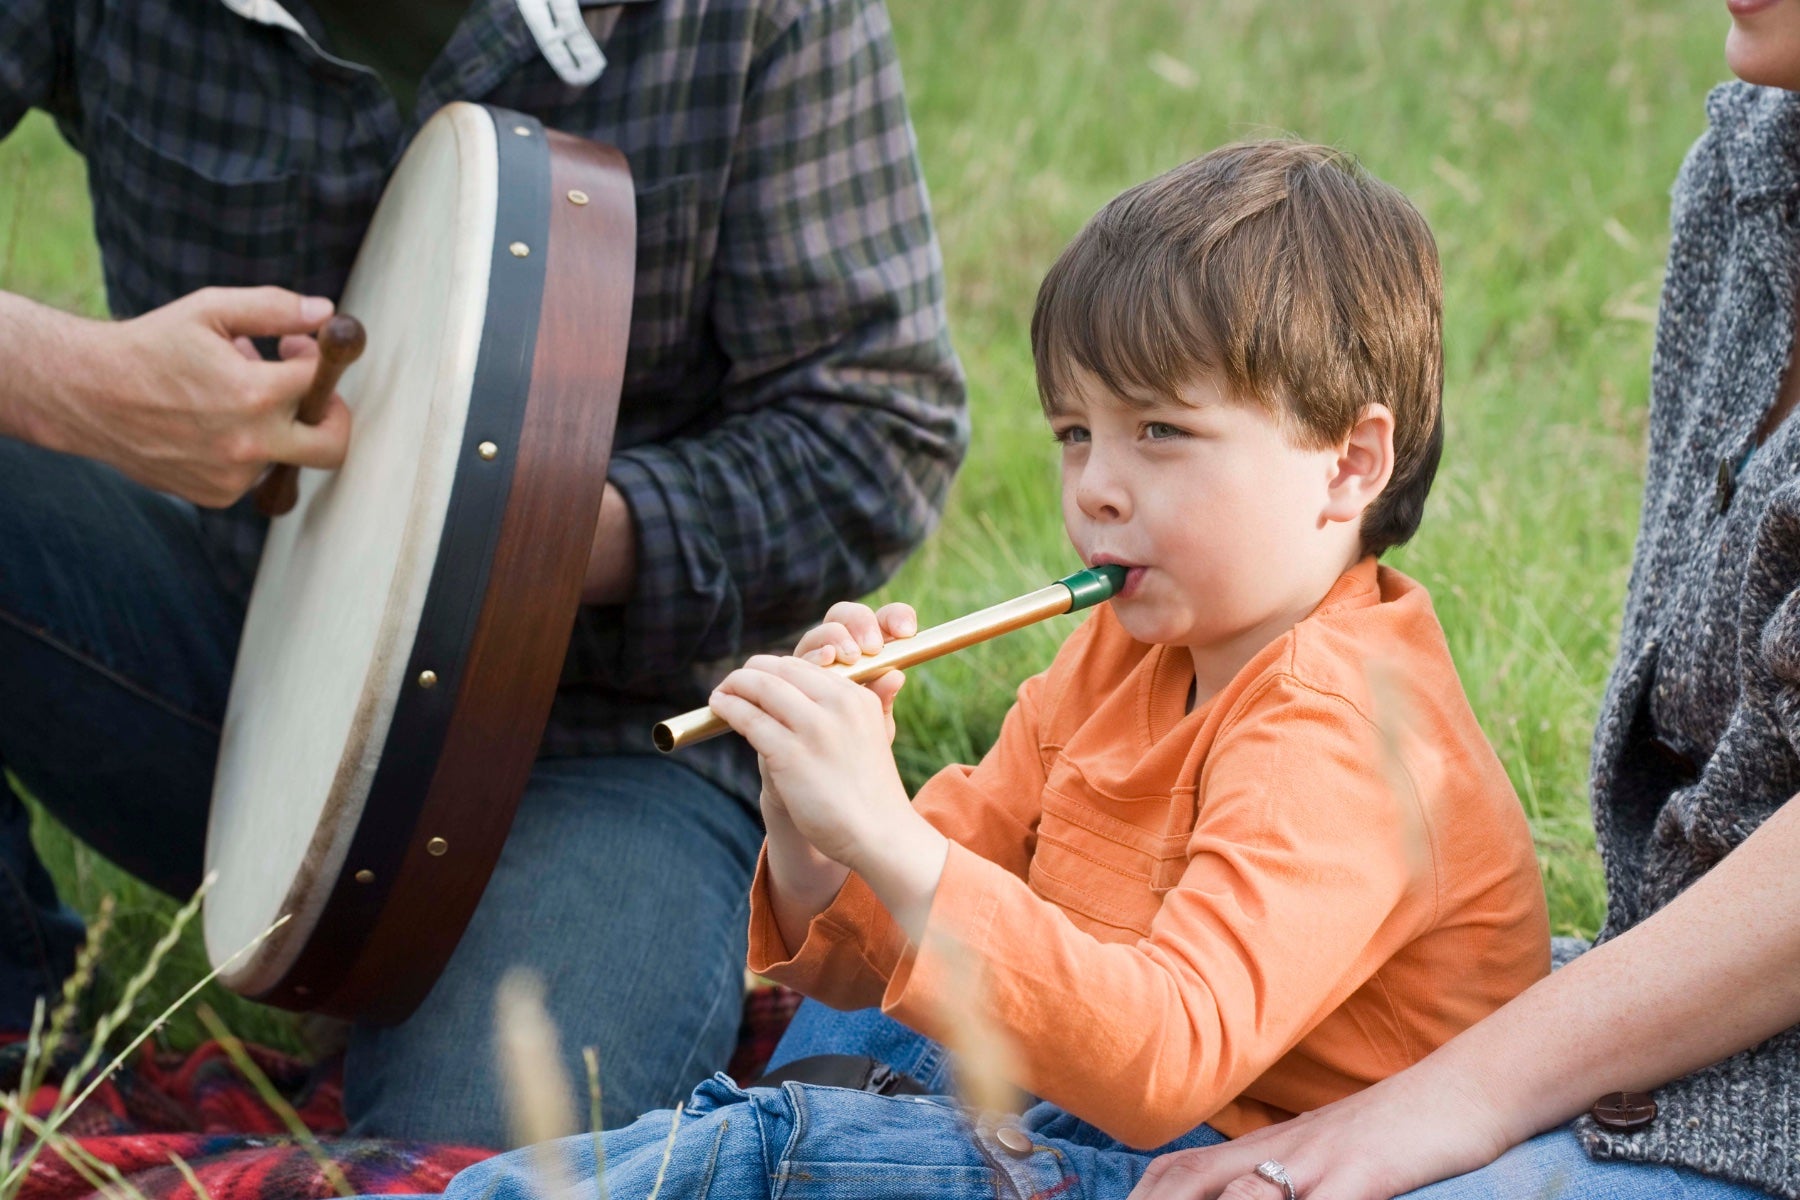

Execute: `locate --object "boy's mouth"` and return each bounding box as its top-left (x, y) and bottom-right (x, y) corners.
top-left (1088, 556), bottom-right (1146, 598)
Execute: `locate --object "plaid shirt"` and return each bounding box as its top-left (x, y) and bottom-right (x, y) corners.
top-left (0, 0), bottom-right (967, 802)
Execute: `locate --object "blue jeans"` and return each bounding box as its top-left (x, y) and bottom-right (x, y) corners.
top-left (439, 1073), bottom-right (1225, 1200)
top-left (439, 1081), bottom-right (1774, 1200)
top-left (434, 1001), bottom-right (1775, 1199)
top-left (763, 996), bottom-right (958, 1093)
top-left (0, 437), bottom-right (763, 1146)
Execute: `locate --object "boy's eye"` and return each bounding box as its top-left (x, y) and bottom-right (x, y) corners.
top-left (1052, 425), bottom-right (1090, 445)
top-left (1145, 421), bottom-right (1188, 440)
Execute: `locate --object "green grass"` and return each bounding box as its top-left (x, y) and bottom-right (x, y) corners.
top-left (0, 0), bottom-right (1728, 1050)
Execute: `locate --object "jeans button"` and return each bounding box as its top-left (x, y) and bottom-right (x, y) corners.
top-left (994, 1125), bottom-right (1034, 1157)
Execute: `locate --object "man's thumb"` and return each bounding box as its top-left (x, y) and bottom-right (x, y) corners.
top-left (194, 286), bottom-right (334, 339)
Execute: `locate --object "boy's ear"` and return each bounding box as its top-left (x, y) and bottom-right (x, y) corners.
top-left (1322, 403), bottom-right (1396, 525)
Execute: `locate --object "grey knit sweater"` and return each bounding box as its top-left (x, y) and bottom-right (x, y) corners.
top-left (1574, 82), bottom-right (1800, 1197)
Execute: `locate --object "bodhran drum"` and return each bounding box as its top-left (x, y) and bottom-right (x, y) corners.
top-left (203, 102), bottom-right (635, 1023)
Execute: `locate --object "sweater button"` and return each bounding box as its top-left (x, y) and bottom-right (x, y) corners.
top-left (1591, 1091), bottom-right (1657, 1131)
top-left (1716, 457), bottom-right (1736, 514)
top-left (994, 1125), bottom-right (1034, 1157)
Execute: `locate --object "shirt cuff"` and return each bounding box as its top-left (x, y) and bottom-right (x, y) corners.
top-left (746, 844), bottom-right (894, 982)
top-left (879, 840), bottom-right (1005, 1025)
top-left (570, 446), bottom-right (704, 688)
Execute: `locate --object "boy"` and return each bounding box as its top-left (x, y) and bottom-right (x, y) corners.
top-left (443, 140), bottom-right (1548, 1199)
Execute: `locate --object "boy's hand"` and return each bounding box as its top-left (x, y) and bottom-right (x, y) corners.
top-left (714, 650), bottom-right (948, 941)
top-left (711, 653), bottom-right (912, 868)
top-left (791, 601), bottom-right (918, 745)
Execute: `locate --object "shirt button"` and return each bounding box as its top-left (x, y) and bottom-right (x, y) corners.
top-left (1591, 1091), bottom-right (1658, 1132)
top-left (994, 1125), bottom-right (1034, 1157)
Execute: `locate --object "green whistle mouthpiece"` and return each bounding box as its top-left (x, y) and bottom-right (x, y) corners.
top-left (1056, 564), bottom-right (1128, 612)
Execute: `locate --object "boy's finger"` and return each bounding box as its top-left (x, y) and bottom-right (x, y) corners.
top-left (875, 603), bottom-right (919, 640)
top-left (750, 655), bottom-right (885, 717)
top-left (717, 664), bottom-right (827, 733)
top-left (822, 601), bottom-right (884, 655)
top-left (796, 620), bottom-right (859, 661)
top-left (867, 670), bottom-right (906, 712)
top-left (707, 690), bottom-right (794, 756)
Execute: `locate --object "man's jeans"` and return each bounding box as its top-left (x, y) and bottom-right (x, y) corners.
top-left (0, 438), bottom-right (763, 1146)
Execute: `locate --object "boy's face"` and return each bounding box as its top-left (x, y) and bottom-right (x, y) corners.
top-left (1049, 366), bottom-right (1358, 672)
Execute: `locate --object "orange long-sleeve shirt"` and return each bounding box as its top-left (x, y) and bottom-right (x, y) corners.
top-left (748, 558), bottom-right (1549, 1148)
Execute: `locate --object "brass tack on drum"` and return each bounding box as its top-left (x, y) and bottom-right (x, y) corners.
top-left (478, 441), bottom-right (499, 460)
top-left (418, 669), bottom-right (439, 689)
top-left (513, 124), bottom-right (531, 137)
top-left (567, 189), bottom-right (590, 206)
top-left (355, 869), bottom-right (375, 884)
top-left (427, 837), bottom-right (449, 857)
top-left (510, 241), bottom-right (530, 258)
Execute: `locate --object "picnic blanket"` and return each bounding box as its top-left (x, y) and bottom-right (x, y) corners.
top-left (6, 986), bottom-right (803, 1200)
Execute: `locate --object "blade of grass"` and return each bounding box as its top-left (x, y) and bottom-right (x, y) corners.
top-left (165, 1151), bottom-right (216, 1200)
top-left (1, 910), bottom-right (291, 1194)
top-left (193, 1005), bottom-right (353, 1198)
top-left (0, 1094), bottom-right (152, 1200)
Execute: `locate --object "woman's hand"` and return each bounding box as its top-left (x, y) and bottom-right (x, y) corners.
top-left (1128, 1066), bottom-right (1512, 1200)
top-left (1138, 788), bottom-right (1800, 1199)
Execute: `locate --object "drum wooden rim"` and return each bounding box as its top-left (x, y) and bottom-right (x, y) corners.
top-left (208, 105), bottom-right (635, 1022)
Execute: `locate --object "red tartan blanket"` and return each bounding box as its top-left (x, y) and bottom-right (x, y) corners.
top-left (7, 986), bottom-right (803, 1200)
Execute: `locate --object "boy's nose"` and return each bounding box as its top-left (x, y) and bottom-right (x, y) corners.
top-left (1075, 462), bottom-right (1131, 522)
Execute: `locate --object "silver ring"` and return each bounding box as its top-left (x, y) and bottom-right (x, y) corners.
top-left (1255, 1159), bottom-right (1298, 1200)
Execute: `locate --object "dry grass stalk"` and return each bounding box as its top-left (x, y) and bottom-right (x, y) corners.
top-left (0, 1093), bottom-right (151, 1200)
top-left (194, 1005), bottom-right (353, 1198)
top-left (164, 1151), bottom-right (216, 1200)
top-left (1, 996), bottom-right (49, 1191)
top-left (642, 1102), bottom-right (684, 1200)
top-left (1362, 657), bottom-right (1431, 876)
top-left (933, 936), bottom-right (1025, 1125)
top-left (581, 1046), bottom-right (608, 1200)
top-left (0, 902), bottom-right (291, 1195)
top-left (494, 970), bottom-right (577, 1200)
top-left (0, 898), bottom-right (114, 1184)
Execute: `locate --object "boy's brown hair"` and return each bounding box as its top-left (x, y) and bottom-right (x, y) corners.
top-left (1030, 140), bottom-right (1444, 556)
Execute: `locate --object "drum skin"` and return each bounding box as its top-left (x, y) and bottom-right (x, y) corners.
top-left (204, 103), bottom-right (635, 1023)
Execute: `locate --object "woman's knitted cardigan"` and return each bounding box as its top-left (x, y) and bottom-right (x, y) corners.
top-left (1576, 82), bottom-right (1800, 1197)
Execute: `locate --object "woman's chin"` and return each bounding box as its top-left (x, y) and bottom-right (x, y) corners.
top-left (1727, 23), bottom-right (1800, 89)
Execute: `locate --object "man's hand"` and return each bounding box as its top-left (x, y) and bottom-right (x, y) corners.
top-left (3, 287), bottom-right (352, 507)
